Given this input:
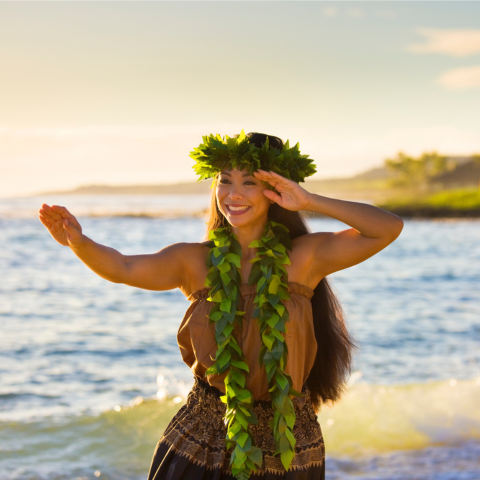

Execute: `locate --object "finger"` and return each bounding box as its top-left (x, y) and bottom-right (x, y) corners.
top-left (51, 205), bottom-right (76, 220)
top-left (52, 205), bottom-right (81, 229)
top-left (263, 189), bottom-right (282, 204)
top-left (262, 179), bottom-right (278, 189)
top-left (38, 214), bottom-right (53, 229)
top-left (257, 169), bottom-right (290, 185)
top-left (254, 169), bottom-right (274, 178)
top-left (39, 208), bottom-right (61, 224)
top-left (63, 218), bottom-right (76, 230)
top-left (41, 203), bottom-right (63, 221)
top-left (268, 170), bottom-right (292, 183)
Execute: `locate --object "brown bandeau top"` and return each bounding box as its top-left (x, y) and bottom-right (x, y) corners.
top-left (177, 282), bottom-right (317, 401)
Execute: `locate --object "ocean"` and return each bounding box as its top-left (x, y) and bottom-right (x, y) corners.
top-left (1, 194), bottom-right (479, 480)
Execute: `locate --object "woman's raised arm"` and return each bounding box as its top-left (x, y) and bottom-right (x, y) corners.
top-left (38, 204), bottom-right (189, 291)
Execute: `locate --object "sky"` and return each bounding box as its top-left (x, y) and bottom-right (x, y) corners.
top-left (1, 1), bottom-right (480, 198)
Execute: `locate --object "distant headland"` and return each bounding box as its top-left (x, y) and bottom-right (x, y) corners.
top-left (39, 154), bottom-right (480, 218)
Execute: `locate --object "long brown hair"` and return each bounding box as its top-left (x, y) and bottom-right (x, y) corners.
top-left (203, 142), bottom-right (358, 412)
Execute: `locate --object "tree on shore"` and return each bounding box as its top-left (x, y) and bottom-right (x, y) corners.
top-left (384, 151), bottom-right (449, 189)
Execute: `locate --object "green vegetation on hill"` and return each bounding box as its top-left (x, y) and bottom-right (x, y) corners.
top-left (376, 188), bottom-right (480, 218)
top-left (384, 151), bottom-right (480, 190)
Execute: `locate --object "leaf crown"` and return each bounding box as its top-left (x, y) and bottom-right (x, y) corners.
top-left (190, 129), bottom-right (317, 184)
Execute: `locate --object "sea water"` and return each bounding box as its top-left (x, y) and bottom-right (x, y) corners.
top-left (1, 195), bottom-right (479, 480)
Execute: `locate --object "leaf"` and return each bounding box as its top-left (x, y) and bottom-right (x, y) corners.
top-left (248, 239), bottom-right (263, 248)
top-left (278, 415), bottom-right (287, 434)
top-left (280, 449), bottom-right (295, 471)
top-left (229, 421), bottom-right (243, 436)
top-left (238, 404), bottom-right (252, 417)
top-left (236, 389), bottom-right (252, 403)
top-left (266, 293), bottom-right (280, 306)
top-left (249, 446), bottom-right (263, 467)
top-left (271, 329), bottom-right (285, 342)
top-left (225, 252), bottom-right (241, 269)
top-left (226, 383), bottom-right (236, 398)
top-left (218, 349), bottom-right (231, 368)
top-left (268, 275), bottom-right (280, 295)
top-left (235, 411), bottom-right (249, 430)
top-left (223, 323), bottom-right (234, 337)
top-left (220, 298), bottom-right (232, 313)
top-left (276, 373), bottom-right (288, 391)
top-left (205, 365), bottom-right (218, 375)
top-left (257, 294), bottom-right (267, 307)
top-left (285, 427), bottom-right (296, 448)
top-left (285, 412), bottom-right (296, 429)
top-left (236, 431), bottom-right (249, 448)
top-left (218, 262), bottom-right (231, 273)
top-left (220, 272), bottom-right (232, 286)
top-left (279, 435), bottom-right (290, 454)
top-left (261, 333), bottom-right (276, 351)
top-left (209, 310), bottom-right (223, 322)
top-left (289, 388), bottom-right (303, 398)
top-left (233, 446), bottom-right (246, 467)
top-left (266, 313), bottom-right (279, 329)
top-left (231, 360), bottom-right (249, 372)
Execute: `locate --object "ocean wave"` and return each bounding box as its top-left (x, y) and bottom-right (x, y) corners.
top-left (2, 378), bottom-right (480, 479)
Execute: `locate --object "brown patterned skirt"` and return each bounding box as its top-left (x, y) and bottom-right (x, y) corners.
top-left (147, 376), bottom-right (325, 479)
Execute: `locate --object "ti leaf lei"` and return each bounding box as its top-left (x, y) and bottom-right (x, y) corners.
top-left (204, 220), bottom-right (303, 479)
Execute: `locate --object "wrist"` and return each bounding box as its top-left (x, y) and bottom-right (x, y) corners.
top-left (303, 192), bottom-right (317, 212)
top-left (69, 233), bottom-right (87, 250)
top-left (303, 193), bottom-right (328, 214)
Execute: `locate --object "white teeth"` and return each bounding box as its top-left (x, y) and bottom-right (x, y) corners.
top-left (229, 205), bottom-right (249, 211)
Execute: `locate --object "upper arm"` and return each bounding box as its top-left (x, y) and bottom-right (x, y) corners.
top-left (305, 225), bottom-right (403, 279)
top-left (122, 242), bottom-right (192, 291)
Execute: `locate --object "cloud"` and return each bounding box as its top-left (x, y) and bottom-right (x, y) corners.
top-left (407, 28), bottom-right (480, 57)
top-left (438, 65), bottom-right (480, 90)
top-left (321, 6), bottom-right (365, 19)
top-left (322, 6), bottom-right (337, 17)
top-left (346, 8), bottom-right (365, 18)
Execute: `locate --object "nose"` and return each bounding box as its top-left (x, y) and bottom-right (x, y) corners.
top-left (228, 183), bottom-right (244, 200)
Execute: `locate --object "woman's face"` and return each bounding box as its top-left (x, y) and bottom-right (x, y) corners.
top-left (216, 168), bottom-right (273, 227)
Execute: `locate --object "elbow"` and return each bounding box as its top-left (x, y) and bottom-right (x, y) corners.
top-left (389, 217), bottom-right (404, 241)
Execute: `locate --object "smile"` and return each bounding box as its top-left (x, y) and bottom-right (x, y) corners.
top-left (226, 205), bottom-right (251, 215)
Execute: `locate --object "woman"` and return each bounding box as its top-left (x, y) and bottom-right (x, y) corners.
top-left (38, 131), bottom-right (403, 480)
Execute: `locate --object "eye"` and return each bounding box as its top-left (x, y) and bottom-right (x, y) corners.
top-left (244, 180), bottom-right (256, 185)
top-left (218, 178), bottom-right (230, 184)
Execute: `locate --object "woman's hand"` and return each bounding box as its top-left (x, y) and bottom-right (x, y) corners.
top-left (38, 204), bottom-right (83, 247)
top-left (253, 169), bottom-right (313, 211)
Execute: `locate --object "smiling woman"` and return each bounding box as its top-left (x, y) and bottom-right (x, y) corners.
top-left (145, 131), bottom-right (403, 480)
top-left (38, 130), bottom-right (403, 480)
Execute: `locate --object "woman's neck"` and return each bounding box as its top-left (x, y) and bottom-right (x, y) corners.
top-left (231, 220), bottom-right (267, 259)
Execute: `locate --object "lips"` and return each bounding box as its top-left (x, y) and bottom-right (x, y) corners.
top-left (226, 204), bottom-right (251, 215)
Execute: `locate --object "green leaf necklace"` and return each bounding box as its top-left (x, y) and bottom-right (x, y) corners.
top-left (204, 220), bottom-right (303, 479)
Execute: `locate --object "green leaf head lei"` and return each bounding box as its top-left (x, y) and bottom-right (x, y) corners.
top-left (191, 131), bottom-right (316, 479)
top-left (190, 129), bottom-right (316, 186)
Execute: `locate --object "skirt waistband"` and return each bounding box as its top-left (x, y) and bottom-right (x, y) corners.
top-left (189, 375), bottom-right (311, 411)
